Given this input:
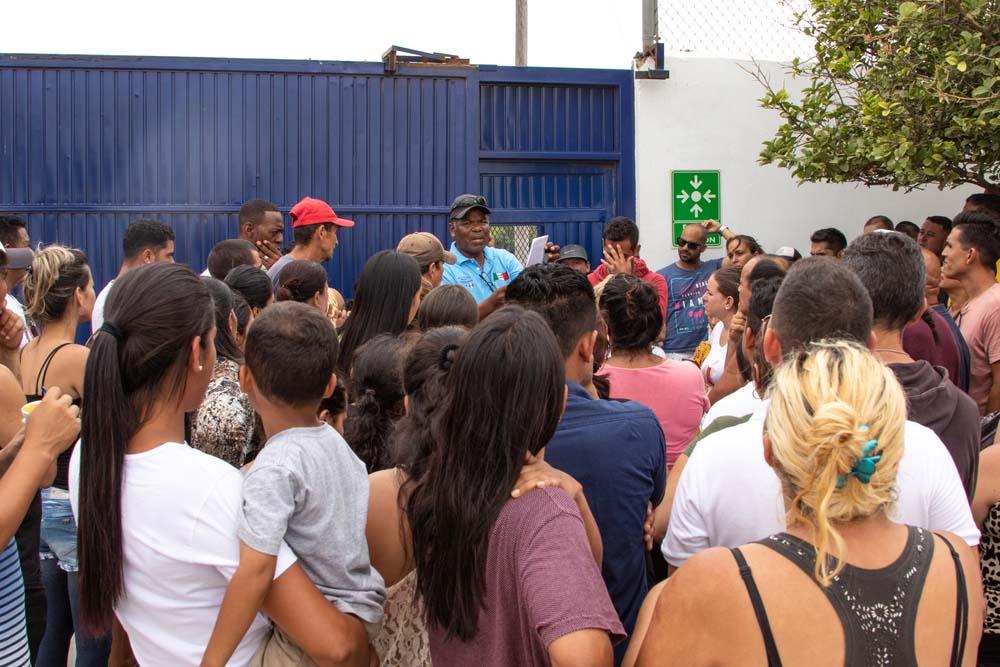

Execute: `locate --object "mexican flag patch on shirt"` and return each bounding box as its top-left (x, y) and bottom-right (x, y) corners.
top-left (493, 271), bottom-right (510, 281)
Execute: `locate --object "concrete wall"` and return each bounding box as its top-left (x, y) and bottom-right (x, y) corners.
top-left (634, 57), bottom-right (979, 270)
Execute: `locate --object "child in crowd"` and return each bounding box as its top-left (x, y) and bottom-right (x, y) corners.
top-left (201, 301), bottom-right (385, 666)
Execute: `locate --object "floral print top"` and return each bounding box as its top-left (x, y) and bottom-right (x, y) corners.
top-left (190, 359), bottom-right (258, 468)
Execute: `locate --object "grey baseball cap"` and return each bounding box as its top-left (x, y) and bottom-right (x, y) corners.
top-left (556, 244), bottom-right (590, 263)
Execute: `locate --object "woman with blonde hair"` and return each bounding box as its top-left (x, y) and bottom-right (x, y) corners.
top-left (630, 340), bottom-right (982, 667)
top-left (19, 245), bottom-right (110, 665)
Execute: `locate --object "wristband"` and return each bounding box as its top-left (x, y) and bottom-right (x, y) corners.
top-left (719, 224), bottom-right (729, 233)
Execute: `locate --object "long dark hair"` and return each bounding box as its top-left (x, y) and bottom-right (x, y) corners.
top-left (393, 326), bottom-right (466, 475)
top-left (78, 264), bottom-right (213, 633)
top-left (343, 334), bottom-right (407, 473)
top-left (202, 277), bottom-right (243, 363)
top-left (275, 260), bottom-right (327, 304)
top-left (338, 250), bottom-right (421, 376)
top-left (406, 306), bottom-right (565, 640)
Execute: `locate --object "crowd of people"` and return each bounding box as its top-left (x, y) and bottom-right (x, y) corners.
top-left (0, 190), bottom-right (998, 666)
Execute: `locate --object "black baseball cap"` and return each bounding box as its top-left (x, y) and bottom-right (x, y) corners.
top-left (557, 244), bottom-right (590, 263)
top-left (0, 242), bottom-right (33, 270)
top-left (449, 194), bottom-right (491, 221)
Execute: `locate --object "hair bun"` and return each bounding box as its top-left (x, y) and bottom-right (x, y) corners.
top-left (276, 277), bottom-right (305, 302)
top-left (439, 343), bottom-right (460, 372)
top-left (356, 387), bottom-right (381, 414)
top-left (806, 400), bottom-right (871, 482)
top-left (625, 281), bottom-right (659, 314)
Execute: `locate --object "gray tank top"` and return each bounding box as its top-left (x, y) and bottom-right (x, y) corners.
top-left (760, 526), bottom-right (931, 666)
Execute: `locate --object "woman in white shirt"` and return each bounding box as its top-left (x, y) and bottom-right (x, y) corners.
top-left (702, 266), bottom-right (741, 398)
top-left (71, 263), bottom-right (369, 667)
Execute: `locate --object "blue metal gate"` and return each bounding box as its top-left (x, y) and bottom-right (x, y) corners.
top-left (0, 54), bottom-right (634, 307)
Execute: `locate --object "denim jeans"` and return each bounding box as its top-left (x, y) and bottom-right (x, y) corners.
top-left (36, 489), bottom-right (110, 667)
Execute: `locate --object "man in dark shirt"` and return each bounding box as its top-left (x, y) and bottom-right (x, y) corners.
top-left (507, 264), bottom-right (666, 664)
top-left (844, 231), bottom-right (980, 499)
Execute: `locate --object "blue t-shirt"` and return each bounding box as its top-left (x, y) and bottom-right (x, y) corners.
top-left (544, 383), bottom-right (666, 661)
top-left (441, 244), bottom-right (523, 303)
top-left (657, 258), bottom-right (723, 353)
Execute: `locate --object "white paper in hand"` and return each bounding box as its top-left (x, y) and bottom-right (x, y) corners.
top-left (526, 235), bottom-right (549, 266)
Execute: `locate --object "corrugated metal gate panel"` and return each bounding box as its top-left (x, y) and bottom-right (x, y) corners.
top-left (0, 56), bottom-right (632, 311)
top-left (479, 68), bottom-right (634, 264)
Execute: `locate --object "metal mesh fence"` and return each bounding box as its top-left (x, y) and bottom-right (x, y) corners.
top-left (657, 0), bottom-right (815, 62)
top-left (491, 225), bottom-right (539, 264)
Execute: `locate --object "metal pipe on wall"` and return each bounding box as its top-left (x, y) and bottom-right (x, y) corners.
top-left (515, 0), bottom-right (527, 66)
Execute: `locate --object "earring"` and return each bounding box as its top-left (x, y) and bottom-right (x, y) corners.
top-left (197, 365), bottom-right (203, 372)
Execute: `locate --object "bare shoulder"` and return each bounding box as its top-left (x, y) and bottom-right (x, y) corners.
top-left (59, 344), bottom-right (90, 363)
top-left (0, 363), bottom-right (19, 390)
top-left (661, 546), bottom-right (746, 611)
top-left (980, 445), bottom-right (1000, 479)
top-left (934, 530), bottom-right (982, 573)
top-left (369, 467), bottom-right (405, 496)
top-left (368, 467), bottom-right (408, 514)
top-left (637, 547), bottom-right (752, 664)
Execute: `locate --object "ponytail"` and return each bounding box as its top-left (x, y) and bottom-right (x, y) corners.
top-left (342, 334), bottom-right (407, 472)
top-left (77, 264), bottom-right (213, 633)
top-left (764, 340), bottom-right (906, 586)
top-left (77, 322), bottom-right (128, 634)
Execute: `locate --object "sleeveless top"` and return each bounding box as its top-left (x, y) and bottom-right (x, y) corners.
top-left (0, 539), bottom-right (31, 666)
top-left (23, 343), bottom-right (82, 491)
top-left (981, 502), bottom-right (1000, 634)
top-left (371, 570), bottom-right (431, 667)
top-left (731, 526), bottom-right (969, 667)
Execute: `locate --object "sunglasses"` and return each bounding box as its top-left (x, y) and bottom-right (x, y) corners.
top-left (455, 195), bottom-right (487, 208)
top-left (676, 238), bottom-right (704, 249)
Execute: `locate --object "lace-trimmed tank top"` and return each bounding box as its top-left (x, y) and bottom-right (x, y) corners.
top-left (371, 570), bottom-right (431, 667)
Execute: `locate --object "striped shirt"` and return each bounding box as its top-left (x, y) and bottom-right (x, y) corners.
top-left (0, 539), bottom-right (30, 666)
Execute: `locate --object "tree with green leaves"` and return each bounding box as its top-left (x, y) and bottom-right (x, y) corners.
top-left (757, 0), bottom-right (1000, 193)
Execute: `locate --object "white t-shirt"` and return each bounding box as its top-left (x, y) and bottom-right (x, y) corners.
top-left (700, 381), bottom-right (764, 431)
top-left (69, 442), bottom-right (296, 667)
top-left (4, 293), bottom-right (30, 349)
top-left (663, 402), bottom-right (980, 568)
top-left (702, 321), bottom-right (727, 386)
top-left (90, 279), bottom-right (114, 333)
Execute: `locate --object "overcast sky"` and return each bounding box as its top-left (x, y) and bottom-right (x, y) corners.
top-left (3, 0), bottom-right (643, 70)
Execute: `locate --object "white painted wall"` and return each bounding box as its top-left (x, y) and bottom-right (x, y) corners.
top-left (634, 57), bottom-right (979, 270)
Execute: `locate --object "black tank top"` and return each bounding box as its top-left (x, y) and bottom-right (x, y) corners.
top-left (731, 526), bottom-right (969, 667)
top-left (24, 342), bottom-right (81, 491)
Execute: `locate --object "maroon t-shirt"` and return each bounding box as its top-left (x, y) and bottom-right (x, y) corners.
top-left (428, 487), bottom-right (625, 666)
top-left (903, 309), bottom-right (962, 389)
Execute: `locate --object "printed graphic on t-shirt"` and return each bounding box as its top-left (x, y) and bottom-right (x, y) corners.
top-left (668, 276), bottom-right (709, 336)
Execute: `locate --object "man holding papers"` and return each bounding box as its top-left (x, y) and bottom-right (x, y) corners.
top-left (441, 194), bottom-right (524, 318)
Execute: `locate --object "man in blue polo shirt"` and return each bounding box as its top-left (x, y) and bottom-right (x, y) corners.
top-left (507, 263), bottom-right (666, 665)
top-left (441, 194), bottom-right (523, 317)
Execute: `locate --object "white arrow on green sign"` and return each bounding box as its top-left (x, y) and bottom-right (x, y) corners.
top-left (671, 170), bottom-right (722, 248)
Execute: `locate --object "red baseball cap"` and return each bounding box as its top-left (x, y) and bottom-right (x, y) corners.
top-left (289, 197), bottom-right (355, 229)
